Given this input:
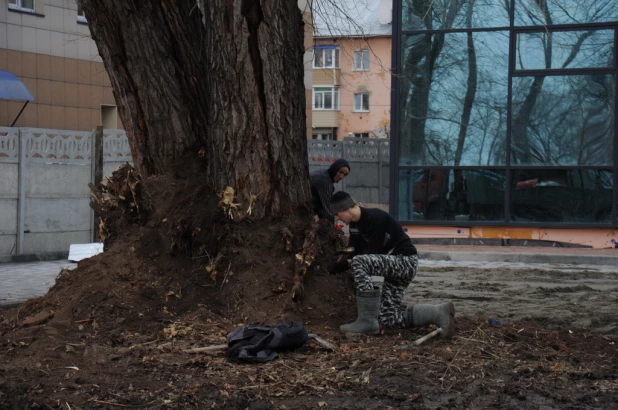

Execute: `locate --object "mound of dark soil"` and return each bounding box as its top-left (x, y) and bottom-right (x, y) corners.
top-left (13, 163), bottom-right (356, 335)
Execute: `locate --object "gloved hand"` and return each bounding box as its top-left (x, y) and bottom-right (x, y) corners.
top-left (327, 259), bottom-right (350, 274)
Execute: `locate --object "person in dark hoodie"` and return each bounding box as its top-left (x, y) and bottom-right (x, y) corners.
top-left (327, 191), bottom-right (455, 338)
top-left (309, 159), bottom-right (350, 223)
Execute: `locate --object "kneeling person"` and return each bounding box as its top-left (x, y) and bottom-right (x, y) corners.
top-left (329, 191), bottom-right (455, 337)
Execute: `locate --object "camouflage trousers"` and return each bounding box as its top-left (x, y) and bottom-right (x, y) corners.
top-left (351, 254), bottom-right (419, 328)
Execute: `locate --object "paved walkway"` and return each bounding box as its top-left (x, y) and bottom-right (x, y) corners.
top-left (0, 260), bottom-right (75, 307)
top-left (2, 245), bottom-right (618, 307)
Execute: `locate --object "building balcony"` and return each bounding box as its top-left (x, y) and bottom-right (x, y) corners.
top-left (312, 68), bottom-right (340, 86)
top-left (312, 110), bottom-right (340, 128)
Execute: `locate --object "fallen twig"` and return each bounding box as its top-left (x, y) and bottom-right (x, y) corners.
top-left (183, 344), bottom-right (227, 354)
top-left (309, 333), bottom-right (336, 351)
top-left (220, 262), bottom-right (232, 290)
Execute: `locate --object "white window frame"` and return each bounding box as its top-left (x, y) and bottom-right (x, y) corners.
top-left (8, 0), bottom-right (35, 13)
top-left (313, 87), bottom-right (340, 110)
top-left (77, 5), bottom-right (87, 23)
top-left (353, 93), bottom-right (370, 112)
top-left (353, 50), bottom-right (370, 71)
top-left (313, 47), bottom-right (340, 68)
top-left (354, 133), bottom-right (370, 138)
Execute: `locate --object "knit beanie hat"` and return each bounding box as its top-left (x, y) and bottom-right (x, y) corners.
top-left (327, 159), bottom-right (351, 179)
top-left (330, 191), bottom-right (357, 214)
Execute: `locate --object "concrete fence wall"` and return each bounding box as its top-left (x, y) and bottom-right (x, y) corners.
top-left (307, 138), bottom-right (390, 206)
top-left (0, 127), bottom-right (131, 258)
top-left (0, 130), bottom-right (389, 258)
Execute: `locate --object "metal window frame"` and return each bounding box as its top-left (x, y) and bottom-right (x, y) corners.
top-left (390, 1), bottom-right (618, 228)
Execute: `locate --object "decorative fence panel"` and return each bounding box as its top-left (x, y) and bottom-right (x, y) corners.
top-left (0, 127), bottom-right (129, 257)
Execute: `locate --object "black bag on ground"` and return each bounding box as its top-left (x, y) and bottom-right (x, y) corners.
top-left (226, 321), bottom-right (309, 363)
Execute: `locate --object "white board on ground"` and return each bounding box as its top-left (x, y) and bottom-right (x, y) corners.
top-left (68, 243), bottom-right (104, 262)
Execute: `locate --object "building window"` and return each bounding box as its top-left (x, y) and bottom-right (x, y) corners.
top-left (314, 47), bottom-right (340, 68)
top-left (8, 0), bottom-right (35, 13)
top-left (77, 5), bottom-right (87, 23)
top-left (314, 87), bottom-right (340, 110)
top-left (354, 50), bottom-right (370, 71)
top-left (353, 133), bottom-right (370, 138)
top-left (353, 93), bottom-right (370, 112)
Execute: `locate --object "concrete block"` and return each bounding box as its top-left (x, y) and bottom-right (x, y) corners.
top-left (0, 199), bottom-right (17, 233)
top-left (24, 230), bottom-right (91, 254)
top-left (0, 164), bottom-right (18, 197)
top-left (26, 163), bottom-right (90, 197)
top-left (25, 197), bottom-right (91, 232)
top-left (0, 234), bottom-right (17, 255)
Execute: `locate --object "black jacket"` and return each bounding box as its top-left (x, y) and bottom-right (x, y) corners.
top-left (348, 207), bottom-right (417, 258)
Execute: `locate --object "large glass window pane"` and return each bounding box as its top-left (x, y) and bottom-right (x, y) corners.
top-left (515, 0), bottom-right (618, 26)
top-left (511, 75), bottom-right (615, 166)
top-left (511, 169), bottom-right (613, 223)
top-left (516, 30), bottom-right (615, 70)
top-left (402, 0), bottom-right (510, 31)
top-left (398, 169), bottom-right (505, 221)
top-left (399, 32), bottom-right (509, 166)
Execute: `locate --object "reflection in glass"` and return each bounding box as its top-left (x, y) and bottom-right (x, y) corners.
top-left (511, 75), bottom-right (615, 166)
top-left (515, 0), bottom-right (618, 26)
top-left (398, 169), bottom-right (505, 221)
top-left (399, 32), bottom-right (508, 166)
top-left (516, 30), bottom-right (614, 70)
top-left (511, 169), bottom-right (613, 223)
top-left (402, 0), bottom-right (510, 31)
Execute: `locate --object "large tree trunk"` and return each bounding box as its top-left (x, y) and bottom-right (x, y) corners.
top-left (79, 0), bottom-right (310, 218)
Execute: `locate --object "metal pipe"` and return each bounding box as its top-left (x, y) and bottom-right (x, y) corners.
top-left (10, 101), bottom-right (29, 127)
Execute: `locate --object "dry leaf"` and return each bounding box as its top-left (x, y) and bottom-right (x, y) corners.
top-left (318, 401), bottom-right (328, 407)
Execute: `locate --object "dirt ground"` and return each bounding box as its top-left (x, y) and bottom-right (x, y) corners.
top-left (1, 163), bottom-right (617, 409)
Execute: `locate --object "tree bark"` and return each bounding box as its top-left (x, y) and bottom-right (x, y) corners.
top-left (79, 0), bottom-right (311, 218)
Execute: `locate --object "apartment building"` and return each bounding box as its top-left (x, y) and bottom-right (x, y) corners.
top-left (312, 0), bottom-right (391, 141)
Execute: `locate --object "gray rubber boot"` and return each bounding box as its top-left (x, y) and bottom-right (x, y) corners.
top-left (404, 302), bottom-right (455, 339)
top-left (340, 288), bottom-right (380, 335)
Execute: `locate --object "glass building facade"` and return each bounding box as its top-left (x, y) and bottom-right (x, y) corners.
top-left (391, 0), bottom-right (618, 227)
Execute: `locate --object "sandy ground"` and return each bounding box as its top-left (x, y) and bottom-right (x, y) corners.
top-left (405, 261), bottom-right (618, 335)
